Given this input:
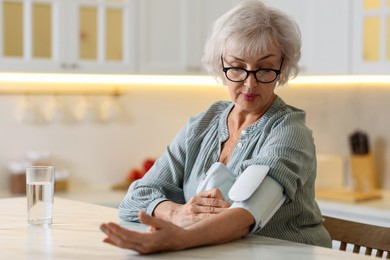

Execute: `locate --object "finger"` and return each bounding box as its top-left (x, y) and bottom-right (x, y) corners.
top-left (100, 223), bottom-right (126, 244)
top-left (106, 223), bottom-right (143, 243)
top-left (194, 205), bottom-right (229, 214)
top-left (192, 191), bottom-right (230, 207)
top-left (100, 222), bottom-right (127, 238)
top-left (103, 232), bottom-right (143, 252)
top-left (196, 197), bottom-right (230, 208)
top-left (100, 223), bottom-right (111, 235)
top-left (197, 188), bottom-right (225, 200)
top-left (198, 189), bottom-right (223, 198)
top-left (100, 222), bottom-right (144, 249)
top-left (103, 237), bottom-right (116, 246)
top-left (139, 211), bottom-right (170, 230)
top-left (100, 222), bottom-right (162, 254)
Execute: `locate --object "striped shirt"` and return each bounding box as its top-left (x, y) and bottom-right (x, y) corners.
top-left (119, 96), bottom-right (332, 248)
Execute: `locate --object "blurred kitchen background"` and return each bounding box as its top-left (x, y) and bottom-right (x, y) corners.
top-left (1, 0), bottom-right (390, 212)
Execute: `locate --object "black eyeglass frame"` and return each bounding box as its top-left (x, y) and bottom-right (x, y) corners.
top-left (221, 56), bottom-right (284, 83)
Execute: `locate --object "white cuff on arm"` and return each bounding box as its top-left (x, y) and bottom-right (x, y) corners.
top-left (196, 163), bottom-right (286, 234)
top-left (230, 175), bottom-right (285, 234)
top-left (227, 164), bottom-right (286, 234)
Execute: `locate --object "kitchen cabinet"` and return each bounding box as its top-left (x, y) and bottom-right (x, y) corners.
top-left (352, 0), bottom-right (390, 74)
top-left (266, 0), bottom-right (350, 75)
top-left (2, 0), bottom-right (386, 76)
top-left (139, 0), bottom-right (350, 75)
top-left (270, 0), bottom-right (390, 75)
top-left (0, 0), bottom-right (137, 74)
top-left (137, 0), bottom-right (241, 75)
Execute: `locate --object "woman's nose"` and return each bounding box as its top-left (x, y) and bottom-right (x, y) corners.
top-left (244, 72), bottom-right (258, 86)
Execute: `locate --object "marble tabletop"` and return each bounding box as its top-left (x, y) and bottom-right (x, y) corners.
top-left (0, 197), bottom-right (372, 259)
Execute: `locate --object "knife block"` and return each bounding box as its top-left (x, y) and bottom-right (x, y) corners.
top-left (350, 153), bottom-right (377, 192)
top-left (316, 153), bottom-right (382, 202)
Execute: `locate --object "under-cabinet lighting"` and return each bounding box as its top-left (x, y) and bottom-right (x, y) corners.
top-left (1, 73), bottom-right (390, 95)
top-left (0, 73), bottom-right (218, 86)
top-left (0, 73), bottom-right (221, 94)
top-left (289, 75), bottom-right (390, 87)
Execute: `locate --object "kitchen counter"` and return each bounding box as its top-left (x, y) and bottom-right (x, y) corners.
top-left (317, 191), bottom-right (390, 227)
top-left (54, 185), bottom-right (127, 208)
top-left (0, 197), bottom-right (372, 259)
top-left (0, 184), bottom-right (127, 208)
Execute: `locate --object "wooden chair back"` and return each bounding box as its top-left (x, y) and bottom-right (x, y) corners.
top-left (322, 215), bottom-right (390, 258)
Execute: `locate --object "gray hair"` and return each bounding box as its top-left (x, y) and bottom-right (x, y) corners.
top-left (201, 0), bottom-right (301, 86)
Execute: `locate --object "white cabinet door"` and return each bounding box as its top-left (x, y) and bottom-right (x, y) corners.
top-left (137, 0), bottom-right (241, 75)
top-left (0, 0), bottom-right (137, 74)
top-left (304, 0), bottom-right (350, 75)
top-left (137, 0), bottom-right (187, 74)
top-left (186, 0), bottom-right (242, 74)
top-left (352, 0), bottom-right (390, 74)
top-left (265, 0), bottom-right (311, 74)
top-left (0, 0), bottom-right (58, 72)
top-left (63, 0), bottom-right (137, 74)
top-left (265, 0), bottom-right (350, 75)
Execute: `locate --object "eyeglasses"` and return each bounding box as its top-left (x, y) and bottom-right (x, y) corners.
top-left (221, 56), bottom-right (284, 83)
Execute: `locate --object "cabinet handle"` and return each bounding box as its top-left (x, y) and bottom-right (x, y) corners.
top-left (60, 63), bottom-right (79, 69)
top-left (186, 66), bottom-right (202, 73)
top-left (70, 63), bottom-right (79, 69)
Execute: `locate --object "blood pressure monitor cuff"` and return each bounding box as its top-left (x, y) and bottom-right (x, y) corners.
top-left (196, 163), bottom-right (285, 234)
top-left (230, 175), bottom-right (286, 234)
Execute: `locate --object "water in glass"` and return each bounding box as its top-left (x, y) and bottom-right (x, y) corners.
top-left (27, 181), bottom-right (53, 225)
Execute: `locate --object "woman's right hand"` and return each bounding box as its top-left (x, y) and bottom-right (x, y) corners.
top-left (154, 189), bottom-right (231, 227)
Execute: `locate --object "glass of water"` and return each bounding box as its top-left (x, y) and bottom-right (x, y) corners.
top-left (26, 166), bottom-right (55, 226)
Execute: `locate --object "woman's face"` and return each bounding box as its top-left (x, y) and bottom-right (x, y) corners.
top-left (222, 46), bottom-right (283, 116)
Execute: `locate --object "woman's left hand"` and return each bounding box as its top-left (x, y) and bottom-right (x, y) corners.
top-left (100, 211), bottom-right (189, 254)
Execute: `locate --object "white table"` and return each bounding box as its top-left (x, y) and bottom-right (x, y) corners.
top-left (0, 197), bottom-right (372, 259)
top-left (3, 185), bottom-right (390, 227)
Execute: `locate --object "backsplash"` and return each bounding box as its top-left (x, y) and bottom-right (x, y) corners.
top-left (0, 84), bottom-right (389, 191)
top-left (277, 85), bottom-right (389, 189)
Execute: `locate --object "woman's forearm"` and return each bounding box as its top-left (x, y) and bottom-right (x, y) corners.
top-left (152, 189), bottom-right (232, 227)
top-left (101, 203), bottom-right (255, 253)
top-left (182, 208), bottom-right (254, 248)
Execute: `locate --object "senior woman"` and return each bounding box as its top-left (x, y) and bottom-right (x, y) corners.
top-left (100, 0), bottom-right (331, 253)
